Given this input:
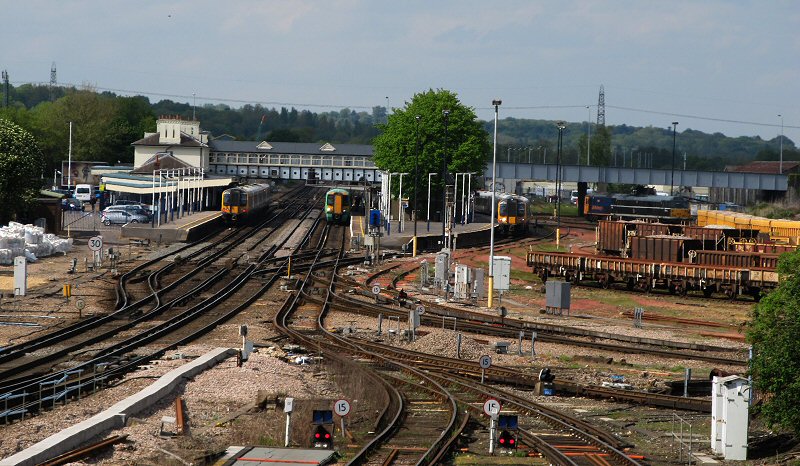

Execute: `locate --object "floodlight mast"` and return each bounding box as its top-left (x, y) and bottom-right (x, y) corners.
top-left (488, 99), bottom-right (501, 308)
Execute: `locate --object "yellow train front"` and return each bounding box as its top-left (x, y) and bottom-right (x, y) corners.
top-left (497, 194), bottom-right (530, 235)
top-left (221, 183), bottom-right (271, 222)
top-left (324, 188), bottom-right (351, 225)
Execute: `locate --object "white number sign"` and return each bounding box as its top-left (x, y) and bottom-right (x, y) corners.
top-left (334, 399), bottom-right (351, 417)
top-left (88, 236), bottom-right (103, 252)
top-left (371, 285), bottom-right (381, 295)
top-left (479, 355), bottom-right (492, 369)
top-left (483, 398), bottom-right (501, 416)
top-left (416, 305), bottom-right (426, 315)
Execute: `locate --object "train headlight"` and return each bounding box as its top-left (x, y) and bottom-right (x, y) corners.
top-left (499, 216), bottom-right (508, 224)
top-left (326, 206), bottom-right (333, 212)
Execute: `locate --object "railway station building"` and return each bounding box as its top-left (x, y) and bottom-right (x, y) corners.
top-left (97, 116), bottom-right (380, 207)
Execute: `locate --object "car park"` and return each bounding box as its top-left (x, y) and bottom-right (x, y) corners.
top-left (101, 209), bottom-right (150, 225)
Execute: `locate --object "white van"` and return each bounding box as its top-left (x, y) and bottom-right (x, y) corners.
top-left (75, 184), bottom-right (93, 202)
top-left (570, 189), bottom-right (593, 204)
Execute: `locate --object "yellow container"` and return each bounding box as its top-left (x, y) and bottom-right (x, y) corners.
top-left (751, 218), bottom-right (772, 234)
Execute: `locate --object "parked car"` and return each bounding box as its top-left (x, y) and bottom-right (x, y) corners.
top-left (61, 197), bottom-right (84, 211)
top-left (113, 200), bottom-right (142, 207)
top-left (104, 205), bottom-right (152, 218)
top-left (101, 209), bottom-right (150, 225)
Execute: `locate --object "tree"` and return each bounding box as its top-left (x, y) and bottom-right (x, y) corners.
top-left (0, 119), bottom-right (45, 223)
top-left (747, 250), bottom-right (800, 435)
top-left (372, 89), bottom-right (489, 212)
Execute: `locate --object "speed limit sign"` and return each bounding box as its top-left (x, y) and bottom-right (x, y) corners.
top-left (88, 236), bottom-right (103, 252)
top-left (479, 355), bottom-right (492, 369)
top-left (334, 399), bottom-right (351, 417)
top-left (483, 398), bottom-right (501, 416)
top-left (371, 285), bottom-right (381, 295)
top-left (416, 304), bottom-right (426, 315)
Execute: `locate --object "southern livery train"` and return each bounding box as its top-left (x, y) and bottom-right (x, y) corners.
top-left (324, 188), bottom-right (352, 224)
top-left (221, 183), bottom-right (271, 222)
top-left (584, 194), bottom-right (691, 223)
top-left (473, 191), bottom-right (530, 235)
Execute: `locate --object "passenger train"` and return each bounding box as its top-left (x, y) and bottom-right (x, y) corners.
top-left (324, 188), bottom-right (352, 225)
top-left (473, 191), bottom-right (530, 235)
top-left (221, 183), bottom-right (271, 222)
top-left (584, 193), bottom-right (691, 223)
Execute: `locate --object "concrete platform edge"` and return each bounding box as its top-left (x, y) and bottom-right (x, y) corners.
top-left (0, 347), bottom-right (236, 466)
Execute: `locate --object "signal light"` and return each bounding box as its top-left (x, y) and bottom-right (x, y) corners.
top-left (497, 430), bottom-right (517, 449)
top-left (312, 425), bottom-right (333, 449)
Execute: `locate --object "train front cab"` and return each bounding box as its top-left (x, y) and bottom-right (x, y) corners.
top-left (325, 190), bottom-right (351, 224)
top-left (222, 189), bottom-right (242, 221)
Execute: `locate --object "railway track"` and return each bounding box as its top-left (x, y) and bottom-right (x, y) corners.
top-left (0, 189), bottom-right (332, 423)
top-left (275, 221), bottom-right (652, 465)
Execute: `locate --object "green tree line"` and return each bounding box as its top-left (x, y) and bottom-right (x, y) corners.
top-left (0, 83), bottom-right (796, 178)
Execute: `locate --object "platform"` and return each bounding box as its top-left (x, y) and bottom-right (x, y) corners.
top-left (352, 216), bottom-right (492, 252)
top-left (121, 210), bottom-right (223, 243)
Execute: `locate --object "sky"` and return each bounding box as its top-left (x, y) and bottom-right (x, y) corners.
top-left (2, 0), bottom-right (799, 144)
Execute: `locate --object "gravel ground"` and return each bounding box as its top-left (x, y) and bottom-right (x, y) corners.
top-left (0, 223), bottom-right (785, 465)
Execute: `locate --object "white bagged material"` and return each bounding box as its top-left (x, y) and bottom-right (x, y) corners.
top-left (0, 222), bottom-right (73, 264)
top-left (23, 248), bottom-right (37, 262)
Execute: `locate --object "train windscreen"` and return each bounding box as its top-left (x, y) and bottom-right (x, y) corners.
top-left (499, 202), bottom-right (508, 216)
top-left (223, 191), bottom-right (239, 206)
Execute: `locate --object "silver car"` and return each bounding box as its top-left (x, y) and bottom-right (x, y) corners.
top-left (101, 209), bottom-right (150, 225)
top-left (104, 205), bottom-right (153, 218)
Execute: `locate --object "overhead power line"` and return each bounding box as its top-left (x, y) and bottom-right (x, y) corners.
top-left (9, 80), bottom-right (797, 130)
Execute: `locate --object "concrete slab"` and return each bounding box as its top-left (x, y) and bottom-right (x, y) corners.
top-left (230, 447), bottom-right (336, 465)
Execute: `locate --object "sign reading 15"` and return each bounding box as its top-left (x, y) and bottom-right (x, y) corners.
top-left (334, 399), bottom-right (351, 416)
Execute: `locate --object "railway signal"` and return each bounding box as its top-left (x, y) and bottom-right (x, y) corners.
top-left (497, 429), bottom-right (516, 449)
top-left (311, 425), bottom-right (333, 449)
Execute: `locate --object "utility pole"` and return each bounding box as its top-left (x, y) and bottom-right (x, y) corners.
top-left (441, 109), bottom-right (450, 249)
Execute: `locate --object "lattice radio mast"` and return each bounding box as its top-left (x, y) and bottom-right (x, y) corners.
top-left (596, 85), bottom-right (606, 126)
top-left (49, 62), bottom-right (57, 101)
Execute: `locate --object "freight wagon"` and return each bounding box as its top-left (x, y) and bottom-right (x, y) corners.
top-left (527, 250), bottom-right (779, 300)
top-left (596, 220), bottom-right (762, 257)
top-left (698, 210), bottom-right (800, 244)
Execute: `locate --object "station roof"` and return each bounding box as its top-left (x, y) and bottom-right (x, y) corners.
top-left (210, 140), bottom-right (373, 156)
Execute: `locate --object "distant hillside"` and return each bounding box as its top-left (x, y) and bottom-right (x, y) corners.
top-left (2, 83), bottom-right (797, 173)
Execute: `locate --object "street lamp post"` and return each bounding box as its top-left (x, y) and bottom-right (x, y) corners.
top-left (556, 121), bottom-right (566, 248)
top-left (586, 106), bottom-right (591, 166)
top-left (779, 114), bottom-right (784, 174)
top-left (398, 172), bottom-right (408, 233)
top-left (441, 109), bottom-right (450, 249)
top-left (670, 122), bottom-right (679, 195)
top-left (427, 173), bottom-right (436, 232)
top-left (489, 99), bottom-right (501, 308)
top-left (413, 115), bottom-right (421, 256)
